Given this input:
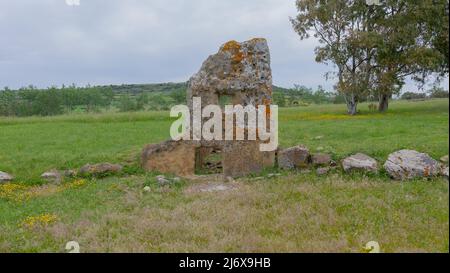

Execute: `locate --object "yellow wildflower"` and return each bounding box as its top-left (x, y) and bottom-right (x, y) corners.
top-left (20, 213), bottom-right (58, 229)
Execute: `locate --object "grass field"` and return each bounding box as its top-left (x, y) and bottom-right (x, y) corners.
top-left (0, 99), bottom-right (448, 252)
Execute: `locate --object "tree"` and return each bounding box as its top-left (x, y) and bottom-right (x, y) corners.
top-left (370, 0), bottom-right (449, 112)
top-left (291, 0), bottom-right (377, 115)
top-left (291, 0), bottom-right (449, 114)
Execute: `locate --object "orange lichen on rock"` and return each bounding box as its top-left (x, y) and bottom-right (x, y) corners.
top-left (221, 40), bottom-right (245, 63)
top-left (221, 40), bottom-right (241, 52)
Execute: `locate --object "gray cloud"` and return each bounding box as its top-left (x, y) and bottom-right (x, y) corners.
top-left (0, 0), bottom-right (447, 91)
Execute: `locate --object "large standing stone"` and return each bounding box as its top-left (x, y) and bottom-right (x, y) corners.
top-left (79, 163), bottom-right (123, 177)
top-left (142, 38), bottom-right (276, 178)
top-left (278, 145), bottom-right (310, 169)
top-left (384, 150), bottom-right (441, 180)
top-left (0, 171), bottom-right (14, 183)
top-left (342, 153), bottom-right (378, 173)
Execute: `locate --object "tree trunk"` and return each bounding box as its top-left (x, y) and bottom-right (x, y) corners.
top-left (378, 94), bottom-right (389, 112)
top-left (345, 94), bottom-right (358, 115)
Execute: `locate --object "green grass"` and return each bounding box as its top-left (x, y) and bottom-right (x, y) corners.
top-left (0, 99), bottom-right (448, 252)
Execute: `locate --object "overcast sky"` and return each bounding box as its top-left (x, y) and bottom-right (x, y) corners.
top-left (0, 0), bottom-right (448, 91)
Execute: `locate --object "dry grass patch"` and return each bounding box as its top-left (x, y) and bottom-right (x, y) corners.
top-left (14, 173), bottom-right (447, 253)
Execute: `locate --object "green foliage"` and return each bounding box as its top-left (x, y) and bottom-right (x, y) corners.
top-left (0, 85), bottom-right (114, 116)
top-left (428, 87), bottom-right (449, 99)
top-left (291, 0), bottom-right (449, 114)
top-left (401, 92), bottom-right (427, 100)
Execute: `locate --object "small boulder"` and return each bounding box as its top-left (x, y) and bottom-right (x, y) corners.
top-left (384, 150), bottom-right (441, 180)
top-left (0, 171), bottom-right (14, 183)
top-left (79, 163), bottom-right (123, 177)
top-left (316, 167), bottom-right (330, 176)
top-left (342, 153), bottom-right (378, 173)
top-left (143, 186), bottom-right (151, 192)
top-left (156, 175), bottom-right (172, 186)
top-left (440, 155), bottom-right (449, 164)
top-left (278, 145), bottom-right (310, 170)
top-left (41, 170), bottom-right (62, 184)
top-left (311, 153), bottom-right (332, 167)
top-left (63, 170), bottom-right (77, 177)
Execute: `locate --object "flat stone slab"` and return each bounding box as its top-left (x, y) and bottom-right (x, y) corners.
top-left (342, 153), bottom-right (378, 173)
top-left (185, 182), bottom-right (238, 194)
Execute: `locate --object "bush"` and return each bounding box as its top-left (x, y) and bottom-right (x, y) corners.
top-left (428, 87), bottom-right (449, 98)
top-left (401, 92), bottom-right (427, 100)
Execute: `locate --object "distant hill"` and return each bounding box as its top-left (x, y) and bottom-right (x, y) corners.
top-left (94, 82), bottom-right (291, 95)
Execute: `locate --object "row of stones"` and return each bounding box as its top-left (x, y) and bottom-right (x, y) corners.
top-left (278, 145), bottom-right (449, 181)
top-left (0, 163), bottom-right (123, 184)
top-left (1, 149), bottom-right (448, 184)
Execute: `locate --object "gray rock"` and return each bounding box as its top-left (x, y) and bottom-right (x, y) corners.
top-left (384, 150), bottom-right (441, 180)
top-left (342, 153), bottom-right (378, 173)
top-left (0, 171), bottom-right (13, 183)
top-left (316, 167), bottom-right (330, 176)
top-left (440, 155), bottom-right (449, 164)
top-left (79, 163), bottom-right (123, 177)
top-left (41, 170), bottom-right (62, 184)
top-left (311, 153), bottom-right (332, 167)
top-left (441, 166), bottom-right (449, 180)
top-left (156, 175), bottom-right (172, 186)
top-left (278, 145), bottom-right (310, 170)
top-left (63, 169), bottom-right (77, 177)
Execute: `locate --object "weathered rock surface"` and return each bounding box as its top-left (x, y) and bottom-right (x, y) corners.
top-left (188, 38), bottom-right (272, 100)
top-left (342, 153), bottom-right (378, 173)
top-left (142, 38), bottom-right (276, 178)
top-left (41, 170), bottom-right (62, 184)
top-left (63, 169), bottom-right (77, 177)
top-left (441, 166), bottom-right (449, 180)
top-left (278, 145), bottom-right (310, 169)
top-left (79, 163), bottom-right (123, 177)
top-left (311, 153), bottom-right (332, 167)
top-left (384, 150), bottom-right (441, 180)
top-left (316, 167), bottom-right (330, 176)
top-left (142, 140), bottom-right (198, 177)
top-left (0, 171), bottom-right (14, 183)
top-left (440, 155), bottom-right (449, 164)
